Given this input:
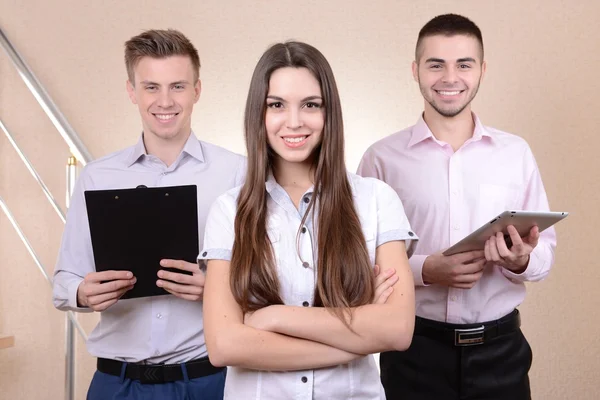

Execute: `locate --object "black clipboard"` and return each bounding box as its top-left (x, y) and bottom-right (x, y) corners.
top-left (84, 185), bottom-right (199, 299)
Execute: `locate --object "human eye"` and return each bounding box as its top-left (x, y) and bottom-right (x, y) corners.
top-left (172, 84), bottom-right (186, 90)
top-left (459, 64), bottom-right (472, 69)
top-left (145, 85), bottom-right (158, 91)
top-left (266, 101), bottom-right (283, 109)
top-left (304, 101), bottom-right (322, 109)
top-left (429, 64), bottom-right (442, 69)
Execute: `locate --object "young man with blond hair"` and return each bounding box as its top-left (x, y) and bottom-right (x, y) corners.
top-left (53, 29), bottom-right (245, 399)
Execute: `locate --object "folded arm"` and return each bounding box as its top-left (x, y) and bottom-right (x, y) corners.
top-left (245, 241), bottom-right (416, 355)
top-left (203, 259), bottom-right (363, 371)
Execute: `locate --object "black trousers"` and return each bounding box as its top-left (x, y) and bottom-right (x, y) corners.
top-left (380, 310), bottom-right (532, 400)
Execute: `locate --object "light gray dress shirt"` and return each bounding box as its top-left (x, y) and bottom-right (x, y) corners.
top-left (53, 132), bottom-right (245, 363)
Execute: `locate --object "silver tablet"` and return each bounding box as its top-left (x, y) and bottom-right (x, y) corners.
top-left (442, 210), bottom-right (568, 256)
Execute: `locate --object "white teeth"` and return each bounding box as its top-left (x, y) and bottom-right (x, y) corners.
top-left (284, 136), bottom-right (306, 143)
top-left (155, 114), bottom-right (176, 120)
top-left (438, 91), bottom-right (461, 96)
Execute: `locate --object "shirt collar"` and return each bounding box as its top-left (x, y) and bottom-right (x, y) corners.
top-left (125, 135), bottom-right (147, 167)
top-left (265, 171), bottom-right (280, 194)
top-left (181, 131), bottom-right (205, 162)
top-left (265, 170), bottom-right (357, 197)
top-left (125, 131), bottom-right (205, 167)
top-left (471, 114), bottom-right (493, 142)
top-left (407, 112), bottom-right (494, 148)
top-left (407, 115), bottom-right (435, 148)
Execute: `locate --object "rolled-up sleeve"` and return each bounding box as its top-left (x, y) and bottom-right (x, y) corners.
top-left (52, 168), bottom-right (95, 312)
top-left (198, 192), bottom-right (237, 269)
top-left (374, 180), bottom-right (418, 258)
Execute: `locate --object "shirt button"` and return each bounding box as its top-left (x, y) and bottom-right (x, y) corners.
top-left (450, 296), bottom-right (457, 302)
top-left (301, 227), bottom-right (307, 234)
top-left (202, 252), bottom-right (207, 257)
top-left (453, 225), bottom-right (459, 230)
top-left (302, 301), bottom-right (309, 307)
top-left (302, 262), bottom-right (310, 268)
top-left (408, 231), bottom-right (414, 237)
top-left (154, 350), bottom-right (160, 356)
top-left (301, 376), bottom-right (308, 383)
top-left (156, 313), bottom-right (162, 319)
top-left (303, 196), bottom-right (310, 204)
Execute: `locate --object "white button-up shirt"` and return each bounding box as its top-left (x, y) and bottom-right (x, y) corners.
top-left (201, 172), bottom-right (417, 400)
top-left (52, 133), bottom-right (246, 363)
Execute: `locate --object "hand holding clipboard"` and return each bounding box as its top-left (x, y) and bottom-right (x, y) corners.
top-left (84, 185), bottom-right (200, 303)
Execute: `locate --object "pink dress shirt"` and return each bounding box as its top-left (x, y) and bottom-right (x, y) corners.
top-left (357, 114), bottom-right (556, 324)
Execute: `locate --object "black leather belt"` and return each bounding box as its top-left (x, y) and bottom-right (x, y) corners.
top-left (415, 309), bottom-right (521, 347)
top-left (97, 356), bottom-right (225, 384)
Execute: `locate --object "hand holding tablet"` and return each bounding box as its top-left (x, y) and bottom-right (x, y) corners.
top-left (443, 211), bottom-right (568, 256)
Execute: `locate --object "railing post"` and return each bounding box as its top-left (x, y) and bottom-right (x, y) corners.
top-left (65, 155), bottom-right (78, 400)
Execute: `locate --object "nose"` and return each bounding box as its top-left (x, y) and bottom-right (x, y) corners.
top-left (286, 108), bottom-right (302, 129)
top-left (442, 67), bottom-right (458, 84)
top-left (157, 88), bottom-right (175, 108)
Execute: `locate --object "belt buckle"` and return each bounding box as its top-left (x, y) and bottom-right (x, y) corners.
top-left (138, 365), bottom-right (165, 384)
top-left (454, 325), bottom-right (485, 346)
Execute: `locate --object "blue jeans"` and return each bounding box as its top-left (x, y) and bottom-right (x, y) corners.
top-left (87, 363), bottom-right (226, 400)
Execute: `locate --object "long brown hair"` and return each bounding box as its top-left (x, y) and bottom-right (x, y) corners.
top-left (230, 42), bottom-right (374, 324)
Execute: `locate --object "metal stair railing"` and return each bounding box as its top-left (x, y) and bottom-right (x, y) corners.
top-left (1, 25), bottom-right (94, 400)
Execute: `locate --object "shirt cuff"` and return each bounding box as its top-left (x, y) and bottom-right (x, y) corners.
top-left (377, 229), bottom-right (418, 258)
top-left (197, 248), bottom-right (232, 270)
top-left (501, 250), bottom-right (546, 282)
top-left (68, 277), bottom-right (92, 311)
top-left (409, 254), bottom-right (430, 287)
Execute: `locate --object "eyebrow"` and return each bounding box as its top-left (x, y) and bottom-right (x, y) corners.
top-left (424, 57), bottom-right (477, 64)
top-left (139, 80), bottom-right (190, 86)
top-left (266, 95), bottom-right (323, 102)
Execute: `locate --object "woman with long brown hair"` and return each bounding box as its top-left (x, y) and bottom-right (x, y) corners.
top-left (200, 41), bottom-right (417, 399)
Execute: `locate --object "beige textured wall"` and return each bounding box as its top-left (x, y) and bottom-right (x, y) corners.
top-left (0, 0), bottom-right (598, 399)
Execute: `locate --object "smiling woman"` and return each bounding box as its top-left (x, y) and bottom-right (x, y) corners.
top-left (265, 67), bottom-right (325, 166)
top-left (199, 41), bottom-right (418, 400)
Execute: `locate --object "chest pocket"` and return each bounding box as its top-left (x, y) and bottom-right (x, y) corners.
top-left (476, 184), bottom-right (519, 225)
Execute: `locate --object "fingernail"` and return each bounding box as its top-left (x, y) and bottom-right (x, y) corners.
top-left (126, 272), bottom-right (133, 278)
top-left (157, 280), bottom-right (162, 287)
top-left (160, 260), bottom-right (166, 267)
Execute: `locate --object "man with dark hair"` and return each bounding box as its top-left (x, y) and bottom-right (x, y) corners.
top-left (358, 14), bottom-right (556, 399)
top-left (52, 29), bottom-right (245, 399)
